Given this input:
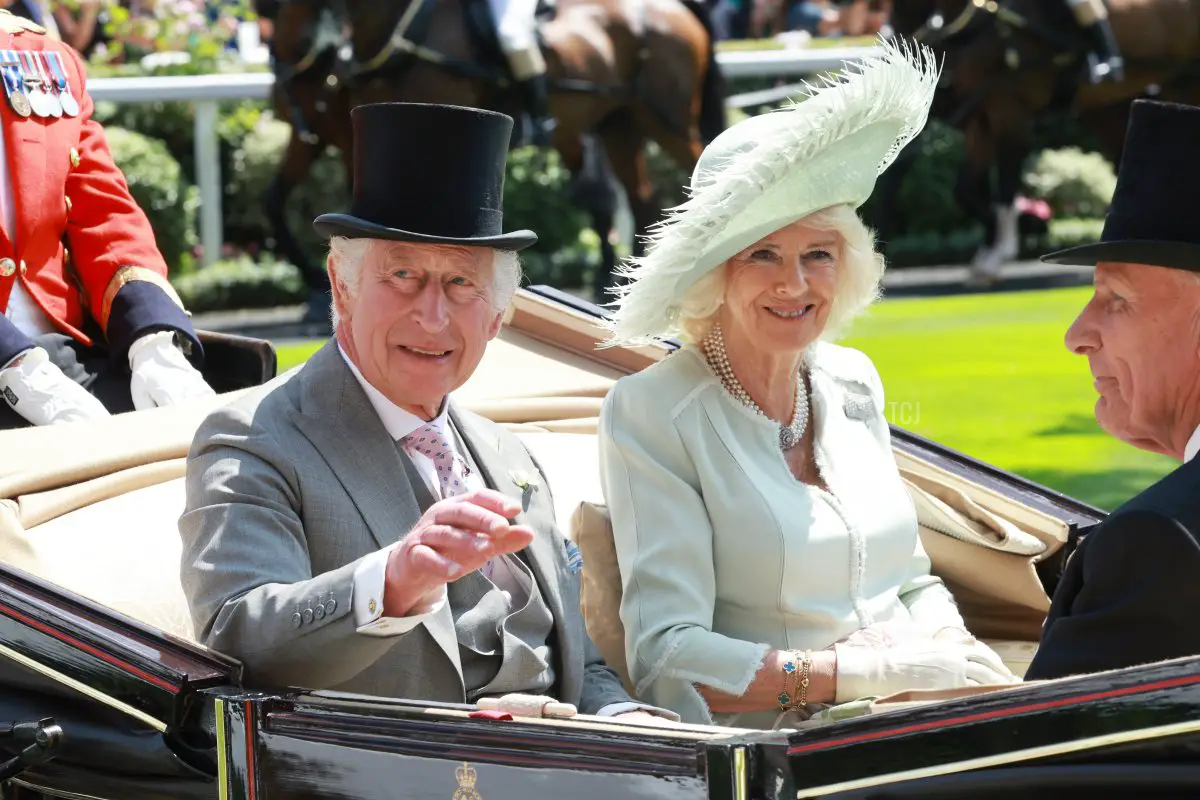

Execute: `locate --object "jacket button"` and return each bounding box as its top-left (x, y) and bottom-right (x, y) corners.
top-left (302, 607), bottom-right (314, 625)
top-left (291, 612), bottom-right (302, 629)
top-left (314, 604), bottom-right (325, 620)
top-left (69, 148), bottom-right (80, 167)
top-left (326, 598), bottom-right (336, 615)
top-left (0, 258), bottom-right (13, 277)
top-left (18, 260), bottom-right (25, 276)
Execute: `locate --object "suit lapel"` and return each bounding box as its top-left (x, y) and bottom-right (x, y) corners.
top-left (290, 340), bottom-right (422, 552)
top-left (449, 406), bottom-right (568, 641)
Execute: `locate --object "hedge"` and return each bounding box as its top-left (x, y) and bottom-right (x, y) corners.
top-left (104, 126), bottom-right (199, 275)
top-left (222, 114), bottom-right (349, 272)
top-left (174, 256), bottom-right (307, 314)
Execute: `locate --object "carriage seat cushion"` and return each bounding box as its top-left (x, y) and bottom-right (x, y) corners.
top-left (0, 474), bottom-right (200, 644)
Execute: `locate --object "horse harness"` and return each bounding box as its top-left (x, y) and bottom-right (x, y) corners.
top-left (906, 0), bottom-right (1095, 136)
top-left (265, 0), bottom-right (353, 145)
top-left (342, 0), bottom-right (635, 97)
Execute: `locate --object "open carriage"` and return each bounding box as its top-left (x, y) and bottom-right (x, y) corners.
top-left (0, 286), bottom-right (1197, 800)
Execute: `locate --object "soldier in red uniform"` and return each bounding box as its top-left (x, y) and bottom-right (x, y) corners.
top-left (0, 9), bottom-right (213, 429)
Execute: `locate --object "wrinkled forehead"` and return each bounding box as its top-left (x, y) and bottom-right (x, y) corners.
top-left (1095, 261), bottom-right (1198, 294)
top-left (370, 240), bottom-right (493, 276)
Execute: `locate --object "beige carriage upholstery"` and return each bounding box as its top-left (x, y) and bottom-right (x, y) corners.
top-left (0, 291), bottom-right (1062, 700)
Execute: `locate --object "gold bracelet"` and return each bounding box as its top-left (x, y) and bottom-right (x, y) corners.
top-left (796, 650), bottom-right (812, 708)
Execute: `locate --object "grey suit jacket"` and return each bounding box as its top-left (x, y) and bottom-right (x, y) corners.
top-left (178, 339), bottom-right (632, 714)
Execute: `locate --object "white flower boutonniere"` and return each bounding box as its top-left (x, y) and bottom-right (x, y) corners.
top-left (510, 469), bottom-right (540, 511)
top-left (510, 470), bottom-right (540, 493)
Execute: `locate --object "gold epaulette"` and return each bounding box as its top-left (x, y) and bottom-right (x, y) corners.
top-left (0, 10), bottom-right (46, 36)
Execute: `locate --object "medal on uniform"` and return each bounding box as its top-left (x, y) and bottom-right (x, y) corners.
top-left (0, 52), bottom-right (30, 118)
top-left (20, 51), bottom-right (51, 117)
top-left (43, 51), bottom-right (76, 117)
top-left (31, 52), bottom-right (60, 117)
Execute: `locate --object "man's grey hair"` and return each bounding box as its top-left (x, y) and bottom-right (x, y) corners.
top-left (674, 203), bottom-right (886, 345)
top-left (326, 237), bottom-right (523, 326)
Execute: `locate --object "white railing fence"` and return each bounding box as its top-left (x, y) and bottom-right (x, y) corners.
top-left (87, 46), bottom-right (876, 266)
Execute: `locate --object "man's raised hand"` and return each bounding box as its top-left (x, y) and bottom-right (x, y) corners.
top-left (382, 488), bottom-right (535, 617)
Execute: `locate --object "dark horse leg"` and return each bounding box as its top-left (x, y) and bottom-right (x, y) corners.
top-left (956, 116), bottom-right (1006, 287)
top-left (264, 132), bottom-right (333, 323)
top-left (965, 120), bottom-right (1030, 286)
top-left (563, 133), bottom-right (620, 304)
top-left (595, 109), bottom-right (661, 298)
top-left (993, 132), bottom-right (1030, 260)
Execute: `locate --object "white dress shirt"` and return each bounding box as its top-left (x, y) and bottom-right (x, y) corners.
top-left (0, 124), bottom-right (58, 340)
top-left (1186, 424), bottom-right (1200, 464)
top-left (339, 346), bottom-right (659, 719)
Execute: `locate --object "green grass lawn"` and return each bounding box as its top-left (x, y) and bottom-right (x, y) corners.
top-left (272, 287), bottom-right (1177, 512)
top-left (841, 287), bottom-right (1176, 512)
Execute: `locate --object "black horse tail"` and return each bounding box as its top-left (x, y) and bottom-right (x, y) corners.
top-left (680, 0), bottom-right (727, 144)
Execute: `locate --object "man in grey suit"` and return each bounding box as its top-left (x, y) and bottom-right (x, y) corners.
top-left (179, 102), bottom-right (673, 722)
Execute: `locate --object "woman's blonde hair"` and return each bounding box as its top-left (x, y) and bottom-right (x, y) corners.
top-left (674, 204), bottom-right (886, 345)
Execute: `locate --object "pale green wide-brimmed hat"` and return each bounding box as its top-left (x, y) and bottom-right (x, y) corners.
top-left (604, 37), bottom-right (940, 346)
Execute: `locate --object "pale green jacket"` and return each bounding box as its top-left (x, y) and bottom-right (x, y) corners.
top-left (598, 342), bottom-right (965, 728)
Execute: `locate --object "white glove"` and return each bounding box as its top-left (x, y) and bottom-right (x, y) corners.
top-left (834, 640), bottom-right (1019, 704)
top-left (128, 331), bottom-right (215, 411)
top-left (0, 347), bottom-right (110, 426)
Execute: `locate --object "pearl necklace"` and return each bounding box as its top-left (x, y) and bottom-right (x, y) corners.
top-left (702, 322), bottom-right (809, 451)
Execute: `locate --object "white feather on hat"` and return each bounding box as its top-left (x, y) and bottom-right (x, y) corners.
top-left (603, 36), bottom-right (941, 346)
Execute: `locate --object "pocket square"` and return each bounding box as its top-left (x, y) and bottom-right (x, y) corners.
top-left (564, 539), bottom-right (584, 574)
top-left (843, 392), bottom-right (876, 421)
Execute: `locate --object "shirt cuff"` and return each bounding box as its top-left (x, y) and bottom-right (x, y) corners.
top-left (352, 545), bottom-right (447, 637)
top-left (594, 702), bottom-right (682, 722)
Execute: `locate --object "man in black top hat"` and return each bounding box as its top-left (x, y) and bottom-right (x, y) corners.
top-left (1025, 99), bottom-right (1200, 681)
top-left (179, 103), bottom-right (676, 723)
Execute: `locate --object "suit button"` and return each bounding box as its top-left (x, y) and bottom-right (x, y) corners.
top-left (291, 612), bottom-right (302, 629)
top-left (0, 258), bottom-right (13, 277)
top-left (325, 598), bottom-right (336, 615)
top-left (314, 604), bottom-right (325, 620)
top-left (69, 148), bottom-right (80, 167)
top-left (302, 607), bottom-right (314, 625)
top-left (18, 260), bottom-right (25, 276)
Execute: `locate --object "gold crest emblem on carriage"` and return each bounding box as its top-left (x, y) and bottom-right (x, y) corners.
top-left (453, 761), bottom-right (482, 800)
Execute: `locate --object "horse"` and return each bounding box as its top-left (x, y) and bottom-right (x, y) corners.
top-left (254, 0), bottom-right (355, 321)
top-left (331, 0), bottom-right (727, 300)
top-left (878, 0), bottom-right (1200, 284)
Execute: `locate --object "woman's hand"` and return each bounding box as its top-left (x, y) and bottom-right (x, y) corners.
top-left (837, 619), bottom-right (930, 650)
top-left (832, 640), bottom-right (1019, 704)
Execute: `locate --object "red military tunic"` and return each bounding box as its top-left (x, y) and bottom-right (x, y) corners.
top-left (0, 10), bottom-right (199, 368)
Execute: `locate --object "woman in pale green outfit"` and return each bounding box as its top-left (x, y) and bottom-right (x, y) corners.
top-left (597, 39), bottom-right (1018, 730)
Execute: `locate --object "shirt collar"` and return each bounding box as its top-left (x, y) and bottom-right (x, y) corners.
top-left (1186, 423), bottom-right (1200, 464)
top-left (337, 343), bottom-right (448, 441)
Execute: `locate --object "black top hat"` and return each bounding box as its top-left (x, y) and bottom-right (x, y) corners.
top-left (313, 103), bottom-right (537, 250)
top-left (1042, 99), bottom-right (1200, 271)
